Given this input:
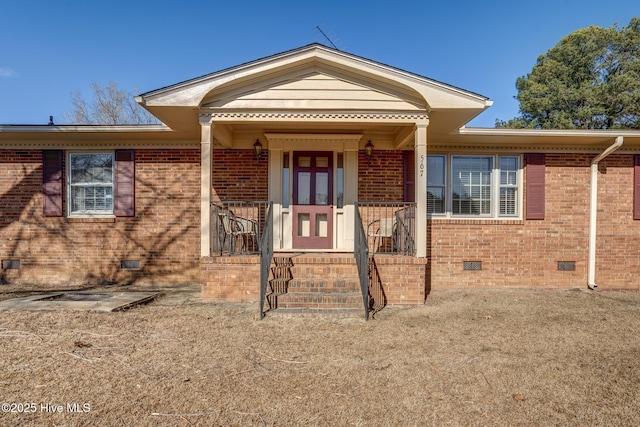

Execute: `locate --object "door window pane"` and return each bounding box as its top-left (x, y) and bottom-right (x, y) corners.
top-left (316, 157), bottom-right (329, 168)
top-left (316, 213), bottom-right (328, 237)
top-left (298, 172), bottom-right (311, 205)
top-left (315, 172), bottom-right (329, 205)
top-left (298, 156), bottom-right (311, 167)
top-left (298, 213), bottom-right (310, 236)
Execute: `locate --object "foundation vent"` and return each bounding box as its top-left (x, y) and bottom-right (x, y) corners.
top-left (121, 260), bottom-right (140, 270)
top-left (463, 261), bottom-right (482, 271)
top-left (2, 260), bottom-right (20, 270)
top-left (557, 261), bottom-right (576, 271)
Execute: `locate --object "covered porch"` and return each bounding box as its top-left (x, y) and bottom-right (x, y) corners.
top-left (136, 44), bottom-right (491, 317)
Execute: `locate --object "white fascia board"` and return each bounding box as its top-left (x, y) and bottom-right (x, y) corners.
top-left (458, 127), bottom-right (640, 138)
top-left (141, 50), bottom-right (320, 107)
top-left (140, 44), bottom-right (492, 109)
top-left (310, 49), bottom-right (491, 110)
top-left (0, 124), bottom-right (172, 133)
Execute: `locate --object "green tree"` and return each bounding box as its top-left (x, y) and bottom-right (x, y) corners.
top-left (497, 17), bottom-right (640, 129)
top-left (67, 81), bottom-right (159, 125)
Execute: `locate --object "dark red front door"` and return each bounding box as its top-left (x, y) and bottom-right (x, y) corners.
top-left (292, 152), bottom-right (333, 249)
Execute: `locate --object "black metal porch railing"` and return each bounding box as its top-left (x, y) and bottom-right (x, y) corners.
top-left (259, 202), bottom-right (273, 320)
top-left (211, 201), bottom-right (270, 255)
top-left (357, 202), bottom-right (416, 255)
top-left (368, 256), bottom-right (386, 317)
top-left (354, 202), bottom-right (370, 320)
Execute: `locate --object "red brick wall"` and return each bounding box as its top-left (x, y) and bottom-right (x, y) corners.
top-left (0, 149), bottom-right (201, 286)
top-left (358, 150), bottom-right (405, 202)
top-left (428, 153), bottom-right (640, 290)
top-left (201, 255), bottom-right (261, 302)
top-left (371, 255), bottom-right (427, 305)
top-left (212, 149), bottom-right (269, 202)
top-left (594, 154), bottom-right (640, 287)
top-left (4, 147), bottom-right (638, 295)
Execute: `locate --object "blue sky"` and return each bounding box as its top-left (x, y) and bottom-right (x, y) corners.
top-left (0, 0), bottom-right (637, 127)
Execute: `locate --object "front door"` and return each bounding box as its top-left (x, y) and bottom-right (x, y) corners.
top-left (292, 152), bottom-right (333, 249)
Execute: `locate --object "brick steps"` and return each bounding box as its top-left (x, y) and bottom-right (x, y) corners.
top-left (266, 307), bottom-right (364, 319)
top-left (277, 291), bottom-right (362, 308)
top-left (287, 279), bottom-right (360, 292)
top-left (265, 254), bottom-right (364, 318)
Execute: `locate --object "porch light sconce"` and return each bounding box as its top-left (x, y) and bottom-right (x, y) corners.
top-left (365, 140), bottom-right (374, 165)
top-left (253, 139), bottom-right (263, 162)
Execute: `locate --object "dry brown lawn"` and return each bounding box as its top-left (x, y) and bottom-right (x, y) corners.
top-left (1, 286), bottom-right (639, 426)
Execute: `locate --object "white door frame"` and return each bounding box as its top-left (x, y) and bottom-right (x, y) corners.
top-left (265, 133), bottom-right (361, 252)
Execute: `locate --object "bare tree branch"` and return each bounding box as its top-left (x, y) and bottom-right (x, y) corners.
top-left (66, 81), bottom-right (160, 125)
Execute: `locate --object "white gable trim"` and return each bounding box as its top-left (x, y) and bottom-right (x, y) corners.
top-left (139, 44), bottom-right (490, 111)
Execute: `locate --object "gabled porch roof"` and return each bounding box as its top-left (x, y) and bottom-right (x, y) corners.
top-left (136, 43), bottom-right (493, 141)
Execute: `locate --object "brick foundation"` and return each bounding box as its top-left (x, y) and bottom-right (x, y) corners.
top-left (201, 255), bottom-right (261, 302)
top-left (370, 255), bottom-right (428, 305)
top-left (201, 253), bottom-right (428, 306)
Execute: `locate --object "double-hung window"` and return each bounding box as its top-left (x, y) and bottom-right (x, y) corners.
top-left (68, 153), bottom-right (114, 215)
top-left (427, 155), bottom-right (521, 218)
top-left (452, 156), bottom-right (493, 215)
top-left (427, 155), bottom-right (446, 214)
top-left (499, 156), bottom-right (519, 216)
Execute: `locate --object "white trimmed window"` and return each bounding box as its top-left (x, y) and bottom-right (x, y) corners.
top-left (427, 155), bottom-right (446, 214)
top-left (499, 156), bottom-right (519, 215)
top-left (427, 155), bottom-right (521, 218)
top-left (68, 152), bottom-right (114, 215)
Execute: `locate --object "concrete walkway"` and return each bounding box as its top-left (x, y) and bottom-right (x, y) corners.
top-left (0, 283), bottom-right (202, 311)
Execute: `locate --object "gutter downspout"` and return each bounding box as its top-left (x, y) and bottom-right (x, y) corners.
top-left (588, 136), bottom-right (624, 290)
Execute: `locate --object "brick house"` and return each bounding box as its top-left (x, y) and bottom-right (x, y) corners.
top-left (1, 44), bottom-right (639, 317)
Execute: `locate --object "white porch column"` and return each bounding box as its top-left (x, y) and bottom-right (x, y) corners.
top-left (268, 140), bottom-right (283, 249)
top-left (414, 120), bottom-right (429, 258)
top-left (342, 139), bottom-right (360, 250)
top-left (200, 119), bottom-right (214, 257)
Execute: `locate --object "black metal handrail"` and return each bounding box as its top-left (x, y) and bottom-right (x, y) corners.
top-left (211, 201), bottom-right (270, 255)
top-left (354, 202), bottom-right (370, 320)
top-left (368, 256), bottom-right (386, 317)
top-left (259, 202), bottom-right (273, 320)
top-left (357, 201), bottom-right (416, 255)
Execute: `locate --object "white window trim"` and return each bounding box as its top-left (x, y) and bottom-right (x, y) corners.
top-left (427, 154), bottom-right (447, 216)
top-left (497, 155), bottom-right (521, 218)
top-left (67, 151), bottom-right (116, 218)
top-left (451, 155), bottom-right (494, 217)
top-left (427, 154), bottom-right (523, 220)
